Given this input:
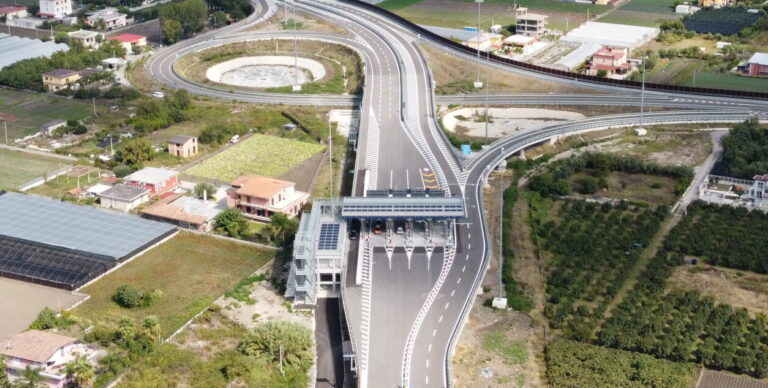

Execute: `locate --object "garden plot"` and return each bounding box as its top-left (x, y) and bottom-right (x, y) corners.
top-left (0, 148), bottom-right (71, 190)
top-left (184, 133), bottom-right (325, 182)
top-left (0, 88), bottom-right (94, 139)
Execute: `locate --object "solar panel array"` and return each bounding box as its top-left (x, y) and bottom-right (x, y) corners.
top-left (317, 223), bottom-right (340, 251)
top-left (0, 192), bottom-right (176, 260)
top-left (0, 235), bottom-right (115, 290)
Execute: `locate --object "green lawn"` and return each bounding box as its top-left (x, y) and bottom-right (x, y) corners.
top-left (618, 0), bottom-right (676, 15)
top-left (0, 148), bottom-right (71, 190)
top-left (0, 88), bottom-right (96, 139)
top-left (686, 72), bottom-right (768, 93)
top-left (185, 133), bottom-right (325, 182)
top-left (75, 232), bottom-right (276, 338)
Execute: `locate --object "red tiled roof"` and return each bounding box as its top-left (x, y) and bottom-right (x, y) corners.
top-left (753, 174), bottom-right (768, 182)
top-left (594, 47), bottom-right (626, 60)
top-left (0, 5), bottom-right (27, 13)
top-left (109, 33), bottom-right (145, 43)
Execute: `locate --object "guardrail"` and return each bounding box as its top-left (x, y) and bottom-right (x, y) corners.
top-left (341, 0), bottom-right (768, 100)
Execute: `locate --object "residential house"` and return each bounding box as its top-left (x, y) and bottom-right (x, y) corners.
top-left (141, 193), bottom-right (220, 231)
top-left (109, 33), bottom-right (147, 54)
top-left (227, 175), bottom-right (309, 222)
top-left (746, 52), bottom-right (768, 76)
top-left (98, 184), bottom-right (149, 212)
top-left (41, 69), bottom-right (80, 92)
top-left (1, 330), bottom-right (97, 388)
top-left (516, 7), bottom-right (548, 38)
top-left (587, 46), bottom-right (633, 76)
top-left (0, 5), bottom-right (28, 20)
top-left (502, 34), bottom-right (538, 54)
top-left (38, 0), bottom-right (71, 19)
top-left (463, 33), bottom-right (503, 52)
top-left (68, 30), bottom-right (101, 49)
top-left (168, 135), bottom-right (198, 158)
top-left (101, 57), bottom-right (126, 70)
top-left (39, 119), bottom-right (67, 136)
top-left (85, 8), bottom-right (127, 30)
top-left (123, 167), bottom-right (179, 196)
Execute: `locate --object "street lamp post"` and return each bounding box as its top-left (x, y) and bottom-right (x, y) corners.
top-left (484, 51), bottom-right (490, 145)
top-left (474, 0), bottom-right (484, 89)
top-left (639, 53), bottom-right (646, 131)
top-left (291, 0), bottom-right (301, 92)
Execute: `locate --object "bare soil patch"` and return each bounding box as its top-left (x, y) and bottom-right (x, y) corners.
top-left (568, 171), bottom-right (679, 206)
top-left (668, 264), bottom-right (768, 317)
top-left (246, 9), bottom-right (348, 34)
top-left (0, 278), bottom-right (86, 338)
top-left (420, 45), bottom-right (597, 95)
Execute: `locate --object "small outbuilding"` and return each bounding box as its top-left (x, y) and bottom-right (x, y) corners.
top-left (124, 167), bottom-right (179, 196)
top-left (99, 184), bottom-right (149, 212)
top-left (109, 33), bottom-right (147, 54)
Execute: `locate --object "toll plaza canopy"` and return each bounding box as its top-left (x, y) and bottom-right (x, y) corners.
top-left (340, 196), bottom-right (465, 219)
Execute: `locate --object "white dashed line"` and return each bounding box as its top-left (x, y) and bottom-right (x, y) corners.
top-left (438, 315), bottom-right (443, 323)
top-left (428, 343), bottom-right (432, 352)
top-left (426, 359), bottom-right (430, 368)
top-left (451, 289), bottom-right (456, 297)
top-left (462, 265), bottom-right (466, 272)
top-left (444, 302), bottom-right (450, 309)
top-left (457, 277), bottom-right (462, 284)
top-left (432, 329), bottom-right (437, 337)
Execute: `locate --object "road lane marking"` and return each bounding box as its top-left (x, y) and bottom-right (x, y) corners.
top-left (432, 329), bottom-right (437, 337)
top-left (462, 265), bottom-right (466, 273)
top-left (426, 376), bottom-right (429, 385)
top-left (428, 343), bottom-right (432, 352)
top-left (426, 359), bottom-right (430, 368)
top-left (444, 302), bottom-right (450, 309)
top-left (465, 254), bottom-right (469, 261)
top-left (457, 277), bottom-right (462, 284)
top-left (451, 289), bottom-right (456, 296)
top-left (438, 315), bottom-right (443, 323)
top-left (468, 243), bottom-right (471, 249)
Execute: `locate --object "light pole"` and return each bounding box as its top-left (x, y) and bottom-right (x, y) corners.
top-left (498, 147), bottom-right (504, 298)
top-left (291, 0), bottom-right (301, 92)
top-left (474, 0), bottom-right (484, 89)
top-left (480, 367), bottom-right (493, 388)
top-left (639, 52), bottom-right (646, 131)
top-left (484, 51), bottom-right (490, 145)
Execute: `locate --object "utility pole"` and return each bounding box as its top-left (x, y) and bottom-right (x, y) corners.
top-left (279, 345), bottom-right (285, 376)
top-left (474, 0), bottom-right (483, 88)
top-left (92, 97), bottom-right (97, 116)
top-left (639, 52), bottom-right (646, 131)
top-left (498, 147), bottom-right (504, 298)
top-left (3, 120), bottom-right (7, 145)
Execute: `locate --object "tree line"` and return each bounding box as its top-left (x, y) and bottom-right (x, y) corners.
top-left (712, 118), bottom-right (768, 180)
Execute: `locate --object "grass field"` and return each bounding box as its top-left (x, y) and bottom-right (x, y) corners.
top-left (185, 133), bottom-right (325, 182)
top-left (381, 0), bottom-right (607, 32)
top-left (0, 149), bottom-right (71, 190)
top-left (597, 0), bottom-right (678, 26)
top-left (75, 232), bottom-right (275, 338)
top-left (685, 72), bottom-right (768, 93)
top-left (0, 88), bottom-right (96, 139)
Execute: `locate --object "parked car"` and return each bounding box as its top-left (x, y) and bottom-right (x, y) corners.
top-left (108, 105), bottom-right (119, 111)
top-left (349, 229), bottom-right (358, 240)
top-left (230, 135), bottom-right (240, 143)
top-left (152, 91), bottom-right (164, 98)
top-left (373, 221), bottom-right (382, 235)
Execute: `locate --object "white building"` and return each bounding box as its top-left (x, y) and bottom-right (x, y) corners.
top-left (698, 174), bottom-right (768, 211)
top-left (1, 330), bottom-right (97, 388)
top-left (68, 30), bottom-right (101, 49)
top-left (99, 184), bottom-right (149, 212)
top-left (38, 0), bottom-right (72, 19)
top-left (0, 5), bottom-right (28, 20)
top-left (85, 7), bottom-right (127, 30)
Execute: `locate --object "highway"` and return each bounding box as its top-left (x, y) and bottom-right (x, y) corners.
top-left (144, 1), bottom-right (765, 387)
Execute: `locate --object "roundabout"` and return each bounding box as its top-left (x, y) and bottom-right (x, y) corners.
top-left (205, 55), bottom-right (326, 88)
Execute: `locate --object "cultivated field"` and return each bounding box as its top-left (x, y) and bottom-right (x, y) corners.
top-left (0, 88), bottom-right (95, 139)
top-left (380, 0), bottom-right (607, 32)
top-left (597, 0), bottom-right (678, 26)
top-left (0, 148), bottom-right (71, 190)
top-left (74, 232), bottom-right (275, 338)
top-left (185, 133), bottom-right (325, 182)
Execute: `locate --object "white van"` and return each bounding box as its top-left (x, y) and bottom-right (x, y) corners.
top-left (230, 135), bottom-right (240, 143)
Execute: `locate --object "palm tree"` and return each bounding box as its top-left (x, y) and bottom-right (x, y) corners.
top-left (65, 355), bottom-right (94, 388)
top-left (141, 316), bottom-right (162, 343)
top-left (20, 366), bottom-right (44, 388)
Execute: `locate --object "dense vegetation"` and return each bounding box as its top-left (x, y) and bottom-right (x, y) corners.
top-left (665, 201), bottom-right (768, 273)
top-left (0, 40), bottom-right (126, 91)
top-left (598, 249), bottom-right (768, 377)
top-left (500, 182), bottom-right (533, 312)
top-left (112, 285), bottom-right (162, 309)
top-left (159, 0), bottom-right (209, 44)
top-left (546, 339), bottom-right (698, 388)
top-left (528, 152), bottom-right (692, 199)
top-left (712, 118), bottom-right (768, 180)
top-left (534, 199), bottom-right (666, 340)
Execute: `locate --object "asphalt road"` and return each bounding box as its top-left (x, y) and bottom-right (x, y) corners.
top-left (144, 1), bottom-right (765, 387)
top-left (316, 298), bottom-right (345, 388)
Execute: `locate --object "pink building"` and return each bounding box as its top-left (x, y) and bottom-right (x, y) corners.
top-left (227, 175), bottom-right (309, 222)
top-left (1, 330), bottom-right (97, 388)
top-left (123, 167), bottom-right (179, 197)
top-left (587, 46), bottom-right (632, 76)
top-left (0, 5), bottom-right (28, 20)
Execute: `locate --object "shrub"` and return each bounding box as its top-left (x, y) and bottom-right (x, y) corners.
top-left (112, 285), bottom-right (161, 309)
top-left (193, 182), bottom-right (216, 200)
top-left (215, 209), bottom-right (248, 238)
